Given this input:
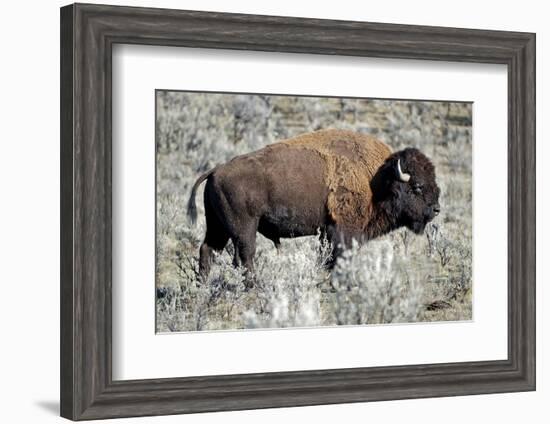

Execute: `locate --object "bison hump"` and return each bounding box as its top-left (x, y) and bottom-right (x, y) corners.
top-left (281, 129), bottom-right (392, 231)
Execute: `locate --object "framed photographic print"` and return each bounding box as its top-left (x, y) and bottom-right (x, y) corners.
top-left (60, 3), bottom-right (536, 420)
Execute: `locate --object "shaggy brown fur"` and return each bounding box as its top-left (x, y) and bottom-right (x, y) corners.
top-left (281, 129), bottom-right (392, 232)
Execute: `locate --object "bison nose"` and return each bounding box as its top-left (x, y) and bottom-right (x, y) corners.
top-left (433, 204), bottom-right (441, 216)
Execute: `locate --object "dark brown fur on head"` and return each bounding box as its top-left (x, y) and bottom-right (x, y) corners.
top-left (370, 147), bottom-right (441, 236)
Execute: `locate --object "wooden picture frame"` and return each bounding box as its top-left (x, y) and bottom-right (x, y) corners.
top-left (60, 3), bottom-right (535, 420)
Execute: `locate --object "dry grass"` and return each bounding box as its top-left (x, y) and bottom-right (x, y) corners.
top-left (155, 91), bottom-right (472, 332)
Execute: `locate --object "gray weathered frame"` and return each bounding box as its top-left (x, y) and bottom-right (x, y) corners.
top-left (60, 3), bottom-right (536, 420)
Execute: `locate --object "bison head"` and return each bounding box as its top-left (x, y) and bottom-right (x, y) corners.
top-left (371, 148), bottom-right (440, 234)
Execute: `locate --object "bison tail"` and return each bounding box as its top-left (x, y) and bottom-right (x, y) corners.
top-left (187, 168), bottom-right (215, 225)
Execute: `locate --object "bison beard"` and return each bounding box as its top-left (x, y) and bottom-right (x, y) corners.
top-left (187, 129), bottom-right (440, 279)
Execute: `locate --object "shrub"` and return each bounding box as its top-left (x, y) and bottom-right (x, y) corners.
top-left (330, 240), bottom-right (424, 325)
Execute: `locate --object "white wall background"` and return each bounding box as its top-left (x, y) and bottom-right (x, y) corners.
top-left (0, 0), bottom-right (545, 423)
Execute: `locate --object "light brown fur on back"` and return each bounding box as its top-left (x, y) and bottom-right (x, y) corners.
top-left (280, 129), bottom-right (393, 231)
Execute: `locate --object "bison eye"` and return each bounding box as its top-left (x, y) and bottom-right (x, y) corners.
top-left (413, 183), bottom-right (423, 195)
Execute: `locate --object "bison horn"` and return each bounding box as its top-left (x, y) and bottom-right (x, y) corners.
top-left (397, 159), bottom-right (411, 182)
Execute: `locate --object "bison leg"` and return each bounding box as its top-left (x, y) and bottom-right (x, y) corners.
top-left (324, 225), bottom-right (347, 269)
top-left (233, 236), bottom-right (256, 269)
top-left (198, 206), bottom-right (229, 279)
top-left (231, 221), bottom-right (258, 287)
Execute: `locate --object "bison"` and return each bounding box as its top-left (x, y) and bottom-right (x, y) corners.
top-left (187, 129), bottom-right (440, 277)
